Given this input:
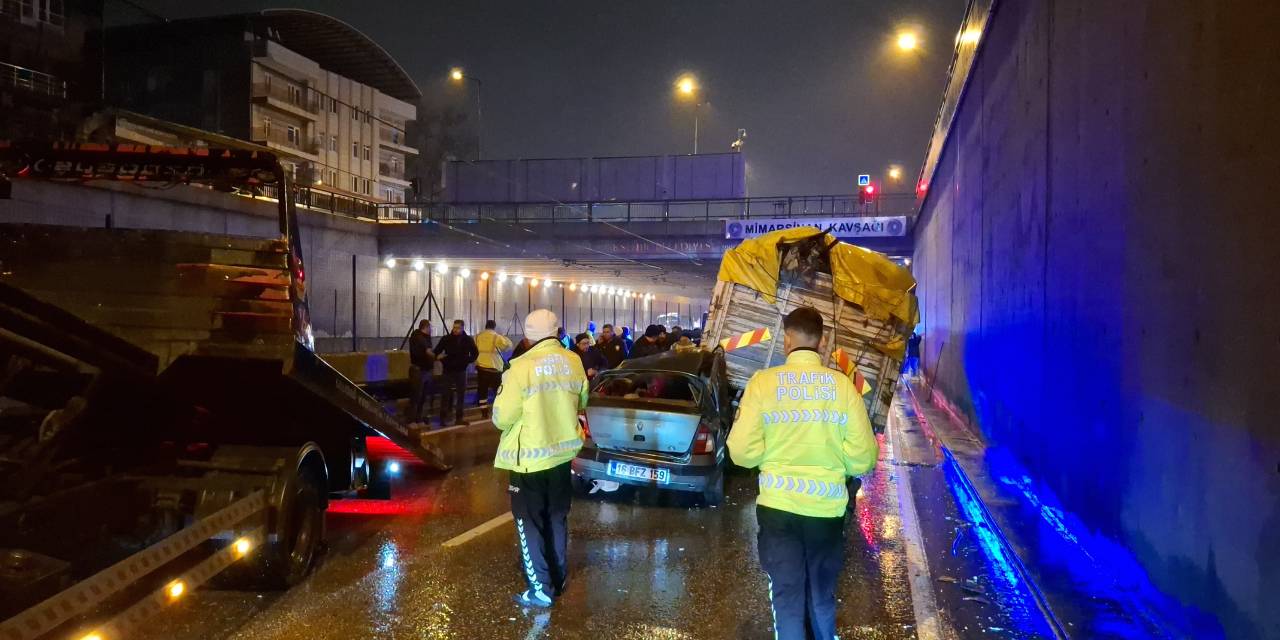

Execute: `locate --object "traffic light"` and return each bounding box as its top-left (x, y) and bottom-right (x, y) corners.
top-left (858, 183), bottom-right (877, 205)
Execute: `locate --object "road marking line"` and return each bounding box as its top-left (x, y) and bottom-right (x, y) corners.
top-left (441, 512), bottom-right (513, 548)
top-left (422, 420), bottom-right (494, 439)
top-left (890, 401), bottom-right (944, 640)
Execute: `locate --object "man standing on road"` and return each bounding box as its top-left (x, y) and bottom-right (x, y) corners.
top-left (596, 323), bottom-right (627, 368)
top-left (407, 319), bottom-right (435, 424)
top-left (475, 319), bottom-right (512, 413)
top-left (628, 325), bottom-right (664, 359)
top-left (493, 309), bottom-right (588, 609)
top-left (435, 319), bottom-right (478, 426)
top-left (727, 306), bottom-right (878, 640)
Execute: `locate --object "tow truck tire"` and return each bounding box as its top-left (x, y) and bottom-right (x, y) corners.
top-left (264, 466), bottom-right (326, 588)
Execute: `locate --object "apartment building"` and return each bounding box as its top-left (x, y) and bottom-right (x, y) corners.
top-left (0, 0), bottom-right (103, 140)
top-left (104, 10), bottom-right (419, 205)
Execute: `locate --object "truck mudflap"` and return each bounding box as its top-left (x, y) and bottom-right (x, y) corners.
top-left (0, 491), bottom-right (266, 640)
top-left (288, 343), bottom-right (449, 471)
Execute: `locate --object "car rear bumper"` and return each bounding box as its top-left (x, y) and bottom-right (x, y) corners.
top-left (571, 445), bottom-right (721, 493)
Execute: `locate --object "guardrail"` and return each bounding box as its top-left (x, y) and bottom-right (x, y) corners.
top-left (0, 61), bottom-right (66, 99)
top-left (375, 193), bottom-right (917, 224)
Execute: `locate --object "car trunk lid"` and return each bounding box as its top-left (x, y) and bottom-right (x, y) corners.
top-left (585, 398), bottom-right (701, 454)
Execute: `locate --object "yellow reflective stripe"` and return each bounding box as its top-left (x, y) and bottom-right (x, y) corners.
top-left (758, 472), bottom-right (848, 499)
top-left (497, 437), bottom-right (581, 462)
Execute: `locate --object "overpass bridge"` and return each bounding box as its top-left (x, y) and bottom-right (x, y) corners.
top-left (374, 192), bottom-right (917, 265)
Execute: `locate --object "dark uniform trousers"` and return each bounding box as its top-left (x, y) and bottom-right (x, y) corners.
top-left (508, 461), bottom-right (572, 598)
top-left (438, 369), bottom-right (468, 424)
top-left (756, 504), bottom-right (845, 640)
top-left (475, 366), bottom-right (502, 407)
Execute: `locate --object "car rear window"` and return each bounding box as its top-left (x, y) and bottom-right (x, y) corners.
top-left (592, 371), bottom-right (702, 405)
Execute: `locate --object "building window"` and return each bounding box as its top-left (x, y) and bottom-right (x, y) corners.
top-left (350, 106), bottom-right (359, 121)
top-left (351, 175), bottom-right (358, 192)
top-left (362, 145), bottom-right (371, 161)
top-left (328, 135), bottom-right (337, 152)
top-left (262, 117), bottom-right (271, 136)
top-left (329, 170), bottom-right (337, 185)
top-left (288, 84), bottom-right (302, 105)
top-left (330, 97), bottom-right (338, 114)
top-left (352, 141), bottom-right (359, 158)
top-left (18, 0), bottom-right (64, 27)
top-left (286, 125), bottom-right (298, 144)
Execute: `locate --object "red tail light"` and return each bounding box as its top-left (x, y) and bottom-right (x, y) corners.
top-left (693, 422), bottom-right (715, 454)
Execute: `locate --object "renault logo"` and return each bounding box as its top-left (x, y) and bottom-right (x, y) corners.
top-left (636, 422), bottom-right (644, 432)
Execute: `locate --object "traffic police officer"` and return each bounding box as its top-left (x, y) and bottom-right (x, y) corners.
top-left (727, 306), bottom-right (879, 639)
top-left (493, 309), bottom-right (588, 608)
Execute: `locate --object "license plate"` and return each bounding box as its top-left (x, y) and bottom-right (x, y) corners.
top-left (607, 460), bottom-right (670, 484)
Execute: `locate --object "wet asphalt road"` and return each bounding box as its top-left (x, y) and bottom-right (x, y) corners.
top-left (130, 403), bottom-right (1053, 640)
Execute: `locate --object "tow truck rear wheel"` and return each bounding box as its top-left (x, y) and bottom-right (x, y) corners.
top-left (263, 465), bottom-right (326, 588)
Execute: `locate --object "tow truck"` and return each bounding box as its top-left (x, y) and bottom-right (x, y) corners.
top-left (0, 142), bottom-right (446, 640)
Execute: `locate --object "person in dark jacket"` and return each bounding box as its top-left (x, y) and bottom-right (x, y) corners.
top-left (512, 336), bottom-right (534, 360)
top-left (573, 332), bottom-right (609, 379)
top-left (596, 323), bottom-right (627, 368)
top-left (435, 319), bottom-right (478, 426)
top-left (407, 319), bottom-right (435, 423)
top-left (628, 325), bottom-right (665, 359)
top-left (620, 326), bottom-right (635, 353)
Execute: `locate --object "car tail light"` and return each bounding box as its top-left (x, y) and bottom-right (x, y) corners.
top-left (693, 422), bottom-right (715, 454)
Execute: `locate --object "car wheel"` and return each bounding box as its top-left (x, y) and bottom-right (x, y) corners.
top-left (702, 471), bottom-right (725, 506)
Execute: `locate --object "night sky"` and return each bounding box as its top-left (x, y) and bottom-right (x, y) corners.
top-left (131, 0), bottom-right (964, 196)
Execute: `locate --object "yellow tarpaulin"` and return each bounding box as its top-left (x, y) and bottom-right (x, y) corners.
top-left (717, 227), bottom-right (919, 328)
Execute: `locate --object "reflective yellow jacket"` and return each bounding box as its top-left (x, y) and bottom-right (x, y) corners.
top-left (475, 329), bottom-right (513, 371)
top-left (727, 349), bottom-right (878, 518)
top-left (493, 338), bottom-right (589, 473)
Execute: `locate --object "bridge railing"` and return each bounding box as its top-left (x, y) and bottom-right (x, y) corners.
top-left (375, 193), bottom-right (917, 224)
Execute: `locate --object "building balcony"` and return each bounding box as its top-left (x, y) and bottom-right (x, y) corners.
top-left (378, 126), bottom-right (417, 154)
top-left (0, 61), bottom-right (66, 99)
top-left (377, 161), bottom-right (406, 181)
top-left (250, 126), bottom-right (320, 159)
top-left (251, 82), bottom-right (319, 120)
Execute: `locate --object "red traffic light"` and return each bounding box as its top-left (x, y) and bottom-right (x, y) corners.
top-left (865, 184), bottom-right (876, 195)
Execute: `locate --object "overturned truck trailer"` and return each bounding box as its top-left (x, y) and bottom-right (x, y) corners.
top-left (703, 228), bottom-right (918, 432)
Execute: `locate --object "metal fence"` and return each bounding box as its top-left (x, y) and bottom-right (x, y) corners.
top-left (0, 61), bottom-right (66, 99)
top-left (375, 193), bottom-right (917, 224)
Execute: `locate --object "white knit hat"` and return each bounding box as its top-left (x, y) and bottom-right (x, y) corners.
top-left (524, 309), bottom-right (558, 342)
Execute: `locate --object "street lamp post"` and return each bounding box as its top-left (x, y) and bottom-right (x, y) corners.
top-left (676, 74), bottom-right (701, 155)
top-left (449, 67), bottom-right (484, 160)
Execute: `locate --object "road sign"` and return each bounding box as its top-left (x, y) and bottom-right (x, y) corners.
top-left (857, 174), bottom-right (870, 187)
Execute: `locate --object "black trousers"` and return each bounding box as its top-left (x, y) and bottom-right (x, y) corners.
top-left (756, 505), bottom-right (845, 640)
top-left (475, 367), bottom-right (502, 407)
top-left (407, 365), bottom-right (434, 422)
top-left (438, 369), bottom-right (467, 424)
top-left (508, 461), bottom-right (572, 598)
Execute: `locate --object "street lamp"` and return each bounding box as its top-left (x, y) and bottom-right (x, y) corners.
top-left (888, 165), bottom-right (903, 181)
top-left (448, 67), bottom-right (484, 160)
top-left (674, 73), bottom-right (703, 155)
top-left (896, 31), bottom-right (920, 51)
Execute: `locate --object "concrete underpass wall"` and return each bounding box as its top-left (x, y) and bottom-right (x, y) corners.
top-left (1, 181), bottom-right (704, 349)
top-left (912, 1), bottom-right (1279, 637)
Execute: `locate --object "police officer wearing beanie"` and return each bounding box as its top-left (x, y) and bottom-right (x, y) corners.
top-left (727, 306), bottom-right (878, 639)
top-left (493, 309), bottom-right (588, 608)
